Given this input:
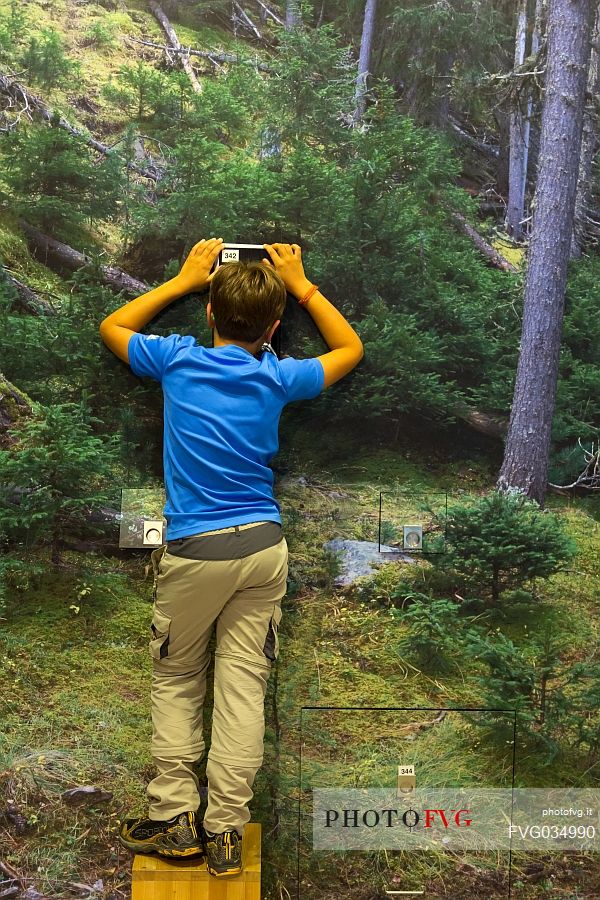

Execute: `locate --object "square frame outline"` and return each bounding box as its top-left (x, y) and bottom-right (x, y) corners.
top-left (379, 490), bottom-right (449, 555)
top-left (297, 705), bottom-right (517, 899)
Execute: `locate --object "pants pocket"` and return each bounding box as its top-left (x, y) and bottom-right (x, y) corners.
top-left (149, 545), bottom-right (168, 603)
top-left (262, 603), bottom-right (282, 663)
top-left (150, 607), bottom-right (172, 660)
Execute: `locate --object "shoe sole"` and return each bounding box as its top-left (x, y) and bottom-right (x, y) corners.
top-left (206, 863), bottom-right (243, 877)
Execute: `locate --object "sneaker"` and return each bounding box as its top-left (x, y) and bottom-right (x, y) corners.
top-left (118, 810), bottom-right (204, 859)
top-left (202, 825), bottom-right (243, 876)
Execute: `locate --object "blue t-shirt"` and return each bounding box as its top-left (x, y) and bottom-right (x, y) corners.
top-left (128, 332), bottom-right (325, 540)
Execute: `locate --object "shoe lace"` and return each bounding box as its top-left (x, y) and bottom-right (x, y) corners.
top-left (206, 829), bottom-right (240, 862)
top-left (221, 830), bottom-right (239, 860)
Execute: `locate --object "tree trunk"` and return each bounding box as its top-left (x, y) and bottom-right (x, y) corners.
top-left (497, 0), bottom-right (593, 506)
top-left (149, 1), bottom-right (202, 94)
top-left (259, 124), bottom-right (282, 161)
top-left (285, 0), bottom-right (302, 30)
top-left (571, 2), bottom-right (600, 257)
top-left (50, 530), bottom-right (63, 567)
top-left (352, 0), bottom-right (378, 127)
top-left (523, 1), bottom-right (546, 212)
top-left (494, 107), bottom-right (511, 197)
top-left (491, 564), bottom-right (500, 604)
top-left (505, 0), bottom-right (531, 241)
top-left (433, 51), bottom-right (454, 128)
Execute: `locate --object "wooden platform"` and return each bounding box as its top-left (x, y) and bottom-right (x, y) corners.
top-left (131, 823), bottom-right (261, 900)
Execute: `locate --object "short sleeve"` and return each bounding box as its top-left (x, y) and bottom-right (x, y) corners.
top-left (128, 332), bottom-right (184, 382)
top-left (280, 357), bottom-right (325, 403)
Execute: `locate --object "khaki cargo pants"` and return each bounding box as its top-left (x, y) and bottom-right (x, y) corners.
top-left (146, 520), bottom-right (287, 836)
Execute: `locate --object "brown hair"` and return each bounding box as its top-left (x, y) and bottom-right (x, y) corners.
top-left (208, 261), bottom-right (286, 343)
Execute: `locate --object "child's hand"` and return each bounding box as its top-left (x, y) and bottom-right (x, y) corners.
top-left (178, 237), bottom-right (224, 291)
top-left (262, 243), bottom-right (308, 295)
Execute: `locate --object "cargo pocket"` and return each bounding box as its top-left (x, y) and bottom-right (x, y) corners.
top-left (262, 603), bottom-right (282, 663)
top-left (148, 545), bottom-right (168, 603)
top-left (149, 607), bottom-right (171, 661)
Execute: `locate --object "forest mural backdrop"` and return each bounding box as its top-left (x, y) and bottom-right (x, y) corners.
top-left (0, 0), bottom-right (599, 897)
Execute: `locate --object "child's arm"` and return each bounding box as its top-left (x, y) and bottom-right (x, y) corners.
top-left (263, 243), bottom-right (364, 390)
top-left (99, 276), bottom-right (191, 364)
top-left (99, 238), bottom-right (224, 364)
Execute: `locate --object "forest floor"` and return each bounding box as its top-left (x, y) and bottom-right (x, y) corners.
top-left (1, 424), bottom-right (599, 898)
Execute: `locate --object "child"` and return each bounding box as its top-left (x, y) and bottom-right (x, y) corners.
top-left (99, 239), bottom-right (363, 875)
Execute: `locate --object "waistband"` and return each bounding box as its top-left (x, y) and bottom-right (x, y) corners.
top-left (187, 520), bottom-right (272, 537)
top-left (166, 520), bottom-right (284, 560)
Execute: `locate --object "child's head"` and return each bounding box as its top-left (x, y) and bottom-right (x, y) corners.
top-left (208, 261), bottom-right (286, 343)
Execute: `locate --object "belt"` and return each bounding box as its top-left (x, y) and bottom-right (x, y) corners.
top-left (166, 520), bottom-right (284, 560)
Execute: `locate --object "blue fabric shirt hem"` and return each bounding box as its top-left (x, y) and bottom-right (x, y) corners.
top-left (166, 510), bottom-right (283, 541)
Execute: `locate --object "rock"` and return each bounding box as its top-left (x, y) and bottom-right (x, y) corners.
top-left (20, 888), bottom-right (48, 900)
top-left (3, 801), bottom-right (28, 834)
top-left (324, 539), bottom-right (415, 586)
top-left (0, 886), bottom-right (20, 899)
top-left (60, 786), bottom-right (113, 806)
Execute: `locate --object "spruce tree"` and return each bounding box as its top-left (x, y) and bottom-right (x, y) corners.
top-left (1, 125), bottom-right (126, 235)
top-left (0, 403), bottom-right (119, 566)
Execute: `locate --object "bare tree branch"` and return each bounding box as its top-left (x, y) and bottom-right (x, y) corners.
top-left (233, 1), bottom-right (263, 40)
top-left (254, 0), bottom-right (283, 26)
top-left (124, 35), bottom-right (273, 72)
top-left (549, 437), bottom-right (600, 491)
top-left (452, 212), bottom-right (520, 273)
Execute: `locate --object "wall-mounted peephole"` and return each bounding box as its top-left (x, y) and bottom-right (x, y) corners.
top-left (119, 488), bottom-right (166, 549)
top-left (403, 524), bottom-right (423, 550)
top-left (143, 521), bottom-right (163, 546)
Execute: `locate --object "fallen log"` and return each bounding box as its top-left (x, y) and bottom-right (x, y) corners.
top-left (1, 267), bottom-right (58, 316)
top-left (254, 0), bottom-right (284, 26)
top-left (233, 0), bottom-right (263, 40)
top-left (124, 36), bottom-right (274, 73)
top-left (452, 400), bottom-right (508, 440)
top-left (452, 212), bottom-right (519, 274)
top-left (0, 72), bottom-right (164, 182)
top-left (1, 480), bottom-right (123, 537)
top-left (149, 1), bottom-right (202, 94)
top-left (0, 372), bottom-right (37, 448)
top-left (447, 115), bottom-right (500, 159)
top-left (19, 220), bottom-right (150, 297)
